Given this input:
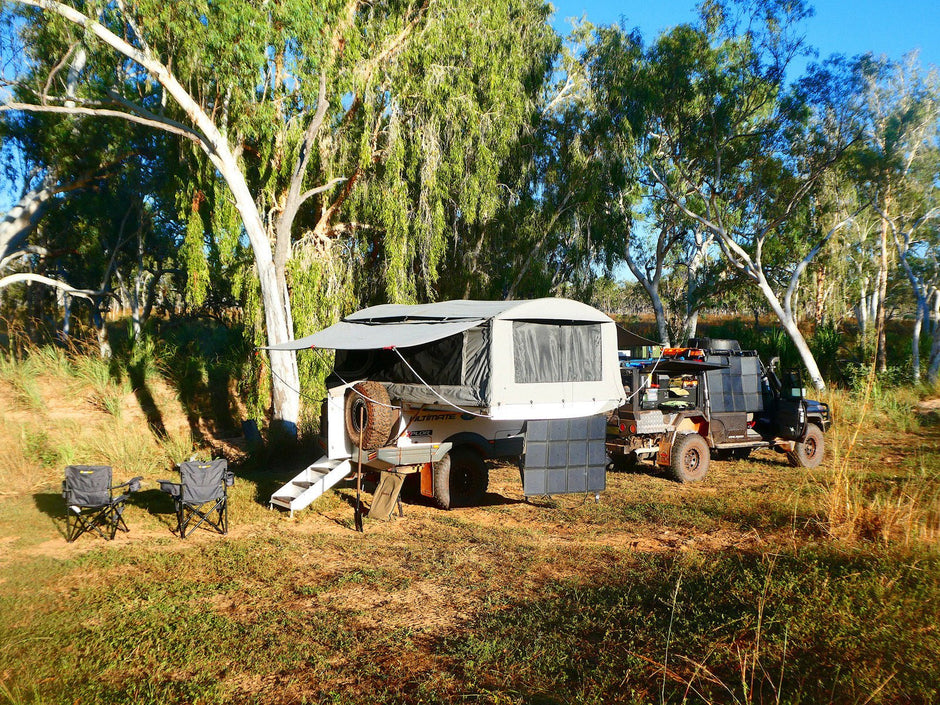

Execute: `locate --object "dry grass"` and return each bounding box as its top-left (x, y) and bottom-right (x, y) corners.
top-left (0, 344), bottom-right (938, 704)
top-left (821, 365), bottom-right (940, 546)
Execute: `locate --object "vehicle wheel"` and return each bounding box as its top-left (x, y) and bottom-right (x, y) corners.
top-left (666, 433), bottom-right (710, 483)
top-left (787, 424), bottom-right (824, 468)
top-left (432, 447), bottom-right (488, 509)
top-left (345, 381), bottom-right (396, 450)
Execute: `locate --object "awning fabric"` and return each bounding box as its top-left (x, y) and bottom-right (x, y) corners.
top-left (616, 325), bottom-right (660, 349)
top-left (264, 318), bottom-right (485, 351)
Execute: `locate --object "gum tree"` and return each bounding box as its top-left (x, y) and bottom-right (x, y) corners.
top-left (3, 0), bottom-right (558, 432)
top-left (850, 54), bottom-right (940, 379)
top-left (586, 0), bottom-right (861, 389)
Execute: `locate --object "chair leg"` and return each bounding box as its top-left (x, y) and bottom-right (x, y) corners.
top-left (109, 505), bottom-right (129, 540)
top-left (67, 507), bottom-right (112, 542)
top-left (114, 505), bottom-right (130, 534)
top-left (178, 498), bottom-right (227, 538)
top-left (176, 501), bottom-right (186, 538)
top-left (66, 511), bottom-right (77, 543)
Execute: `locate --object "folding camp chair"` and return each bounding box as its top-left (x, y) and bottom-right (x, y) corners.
top-left (158, 459), bottom-right (233, 538)
top-left (62, 465), bottom-right (142, 543)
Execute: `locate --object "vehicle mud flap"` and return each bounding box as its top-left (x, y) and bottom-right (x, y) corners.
top-left (522, 415), bottom-right (607, 496)
top-left (368, 471), bottom-right (406, 520)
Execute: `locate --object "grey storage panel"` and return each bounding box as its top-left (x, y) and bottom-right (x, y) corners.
top-left (522, 414), bottom-right (607, 496)
top-left (706, 353), bottom-right (764, 414)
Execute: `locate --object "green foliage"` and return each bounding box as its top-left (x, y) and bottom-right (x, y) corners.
top-left (810, 321), bottom-right (845, 380)
top-left (845, 362), bottom-right (912, 395)
top-left (180, 201), bottom-right (210, 308)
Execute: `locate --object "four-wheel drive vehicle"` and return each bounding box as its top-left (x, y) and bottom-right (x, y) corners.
top-left (264, 298), bottom-right (627, 515)
top-left (606, 338), bottom-right (831, 482)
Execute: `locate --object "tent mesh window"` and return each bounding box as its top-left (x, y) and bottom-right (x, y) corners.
top-left (512, 322), bottom-right (602, 384)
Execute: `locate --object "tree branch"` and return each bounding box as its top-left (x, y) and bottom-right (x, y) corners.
top-left (0, 272), bottom-right (109, 301)
top-left (1, 101), bottom-right (204, 143)
top-left (297, 177), bottom-right (347, 208)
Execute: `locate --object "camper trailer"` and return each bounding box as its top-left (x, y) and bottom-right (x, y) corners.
top-left (267, 299), bottom-right (627, 515)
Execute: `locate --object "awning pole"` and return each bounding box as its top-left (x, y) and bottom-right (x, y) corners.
top-left (354, 409), bottom-right (364, 533)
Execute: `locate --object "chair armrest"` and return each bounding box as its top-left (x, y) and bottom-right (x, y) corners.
top-left (113, 476), bottom-right (144, 493)
top-left (158, 480), bottom-right (181, 498)
top-left (223, 471), bottom-right (235, 487)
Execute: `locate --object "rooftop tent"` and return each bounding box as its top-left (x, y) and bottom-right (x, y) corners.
top-left (267, 298), bottom-right (627, 421)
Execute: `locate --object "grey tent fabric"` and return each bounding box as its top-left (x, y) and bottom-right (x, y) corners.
top-left (264, 298), bottom-right (620, 352)
top-left (265, 319), bottom-right (484, 351)
top-left (344, 299), bottom-right (612, 323)
top-left (264, 298), bottom-right (627, 419)
top-left (512, 322), bottom-right (602, 383)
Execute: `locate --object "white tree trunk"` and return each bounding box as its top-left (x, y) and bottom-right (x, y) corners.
top-left (130, 275), bottom-right (142, 339)
top-left (624, 253), bottom-right (670, 346)
top-left (928, 322), bottom-right (940, 385)
top-left (61, 291), bottom-right (71, 339)
top-left (15, 0), bottom-right (302, 433)
top-left (912, 302), bottom-right (924, 382)
top-left (0, 186), bottom-right (56, 264)
top-left (930, 288), bottom-right (940, 336)
top-left (756, 275), bottom-right (825, 389)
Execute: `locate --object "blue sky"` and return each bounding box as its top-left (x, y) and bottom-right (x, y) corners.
top-left (549, 0), bottom-right (940, 73)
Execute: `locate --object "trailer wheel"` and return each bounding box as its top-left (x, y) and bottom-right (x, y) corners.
top-left (787, 424), bottom-right (824, 468)
top-left (344, 381), bottom-right (396, 450)
top-left (666, 433), bottom-right (710, 483)
top-left (432, 447), bottom-right (488, 509)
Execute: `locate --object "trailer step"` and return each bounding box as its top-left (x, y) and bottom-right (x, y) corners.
top-left (268, 457), bottom-right (352, 517)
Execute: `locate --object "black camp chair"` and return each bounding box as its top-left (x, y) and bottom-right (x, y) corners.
top-left (158, 459), bottom-right (233, 538)
top-left (62, 465), bottom-right (142, 543)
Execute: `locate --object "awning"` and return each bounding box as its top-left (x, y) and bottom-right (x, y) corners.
top-left (264, 318), bottom-right (485, 351)
top-left (616, 325), bottom-right (660, 349)
top-left (638, 359), bottom-right (728, 373)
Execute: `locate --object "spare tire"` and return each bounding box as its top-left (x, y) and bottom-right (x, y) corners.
top-left (345, 381), bottom-right (396, 450)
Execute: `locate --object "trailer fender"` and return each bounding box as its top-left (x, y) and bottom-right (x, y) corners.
top-left (443, 432), bottom-right (493, 458)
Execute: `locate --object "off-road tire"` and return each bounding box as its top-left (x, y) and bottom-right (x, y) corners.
top-left (344, 381), bottom-right (395, 450)
top-left (432, 447), bottom-right (488, 510)
top-left (787, 423), bottom-right (824, 469)
top-left (666, 433), bottom-right (710, 483)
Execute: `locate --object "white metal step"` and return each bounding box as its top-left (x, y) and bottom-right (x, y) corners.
top-left (269, 457), bottom-right (352, 517)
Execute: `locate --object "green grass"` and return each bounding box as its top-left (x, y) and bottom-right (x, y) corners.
top-left (446, 547), bottom-right (940, 704)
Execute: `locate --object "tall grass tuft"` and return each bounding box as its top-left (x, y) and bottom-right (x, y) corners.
top-left (70, 353), bottom-right (127, 417)
top-left (0, 353), bottom-right (44, 411)
top-left (823, 361), bottom-right (940, 545)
